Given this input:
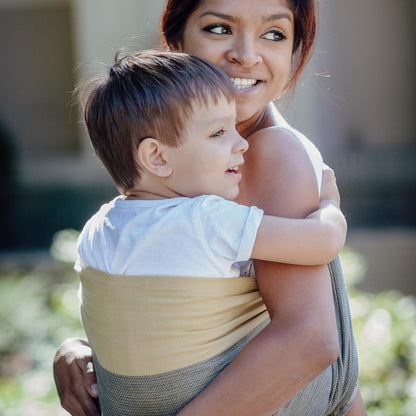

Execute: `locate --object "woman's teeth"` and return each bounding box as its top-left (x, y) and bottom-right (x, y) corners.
top-left (230, 77), bottom-right (257, 90)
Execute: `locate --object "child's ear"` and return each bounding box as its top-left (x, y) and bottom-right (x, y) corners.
top-left (136, 138), bottom-right (172, 177)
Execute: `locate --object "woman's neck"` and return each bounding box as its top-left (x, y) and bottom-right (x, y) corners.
top-left (236, 103), bottom-right (286, 139)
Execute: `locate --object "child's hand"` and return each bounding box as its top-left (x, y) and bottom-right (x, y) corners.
top-left (320, 164), bottom-right (341, 209)
top-left (306, 200), bottom-right (344, 224)
top-left (308, 164), bottom-right (347, 257)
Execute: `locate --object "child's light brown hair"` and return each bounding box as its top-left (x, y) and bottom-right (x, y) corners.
top-left (76, 50), bottom-right (235, 194)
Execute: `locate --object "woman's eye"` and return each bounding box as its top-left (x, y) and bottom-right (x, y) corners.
top-left (203, 24), bottom-right (232, 35)
top-left (261, 29), bottom-right (286, 42)
top-left (211, 129), bottom-right (225, 138)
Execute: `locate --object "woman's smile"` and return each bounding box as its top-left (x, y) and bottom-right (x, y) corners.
top-left (230, 77), bottom-right (258, 90)
top-left (178, 0), bottom-right (294, 124)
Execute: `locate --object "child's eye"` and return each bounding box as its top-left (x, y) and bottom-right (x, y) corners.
top-left (211, 129), bottom-right (225, 138)
top-left (261, 29), bottom-right (286, 42)
top-left (202, 24), bottom-right (232, 36)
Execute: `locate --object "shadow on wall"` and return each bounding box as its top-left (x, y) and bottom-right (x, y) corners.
top-left (328, 143), bottom-right (416, 228)
top-left (0, 119), bottom-right (17, 247)
top-left (0, 183), bottom-right (116, 252)
top-left (0, 116), bottom-right (115, 252)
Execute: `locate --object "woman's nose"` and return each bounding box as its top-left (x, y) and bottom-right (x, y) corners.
top-left (226, 36), bottom-right (262, 67)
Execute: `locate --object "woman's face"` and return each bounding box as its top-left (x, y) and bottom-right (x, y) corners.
top-left (176, 0), bottom-right (295, 125)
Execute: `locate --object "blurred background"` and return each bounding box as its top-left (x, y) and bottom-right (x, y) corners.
top-left (0, 0), bottom-right (414, 415)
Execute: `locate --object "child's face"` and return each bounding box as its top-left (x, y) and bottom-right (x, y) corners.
top-left (165, 95), bottom-right (248, 200)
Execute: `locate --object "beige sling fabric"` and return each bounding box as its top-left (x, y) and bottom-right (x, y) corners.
top-left (79, 256), bottom-right (358, 416)
top-left (79, 267), bottom-right (269, 376)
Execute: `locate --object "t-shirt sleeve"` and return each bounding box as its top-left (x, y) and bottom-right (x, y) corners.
top-left (196, 195), bottom-right (264, 263)
top-left (75, 218), bottom-right (93, 272)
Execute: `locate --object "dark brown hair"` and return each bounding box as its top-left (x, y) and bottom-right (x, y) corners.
top-left (160, 0), bottom-right (316, 90)
top-left (77, 50), bottom-right (235, 193)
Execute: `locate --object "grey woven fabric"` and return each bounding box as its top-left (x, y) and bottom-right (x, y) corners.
top-left (94, 256), bottom-right (358, 415)
top-left (276, 256), bottom-right (359, 416)
top-left (94, 320), bottom-right (269, 416)
top-left (325, 256), bottom-right (359, 416)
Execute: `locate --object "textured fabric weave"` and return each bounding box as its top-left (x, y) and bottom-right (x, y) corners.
top-left (325, 256), bottom-right (359, 416)
top-left (94, 321), bottom-right (268, 416)
top-left (93, 256), bottom-right (358, 416)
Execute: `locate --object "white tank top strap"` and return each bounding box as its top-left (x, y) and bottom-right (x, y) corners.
top-left (270, 105), bottom-right (323, 196)
top-left (279, 124), bottom-right (323, 196)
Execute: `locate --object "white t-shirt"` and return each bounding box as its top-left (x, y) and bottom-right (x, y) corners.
top-left (76, 195), bottom-right (264, 278)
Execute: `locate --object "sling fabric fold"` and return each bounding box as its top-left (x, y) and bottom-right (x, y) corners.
top-left (79, 267), bottom-right (268, 376)
top-left (78, 256), bottom-right (358, 415)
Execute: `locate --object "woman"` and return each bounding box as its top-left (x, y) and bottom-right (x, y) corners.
top-left (54, 0), bottom-right (366, 415)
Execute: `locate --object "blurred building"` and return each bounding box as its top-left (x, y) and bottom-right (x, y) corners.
top-left (0, 0), bottom-right (165, 249)
top-left (0, 0), bottom-right (415, 292)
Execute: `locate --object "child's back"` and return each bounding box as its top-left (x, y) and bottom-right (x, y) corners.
top-left (76, 194), bottom-right (263, 277)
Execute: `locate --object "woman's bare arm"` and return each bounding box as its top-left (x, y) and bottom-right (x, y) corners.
top-left (177, 128), bottom-right (339, 415)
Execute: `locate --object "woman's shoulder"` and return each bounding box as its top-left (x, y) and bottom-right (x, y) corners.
top-left (239, 125), bottom-right (321, 215)
top-left (249, 124), bottom-right (321, 160)
top-left (247, 124), bottom-right (323, 195)
top-left (247, 125), bottom-right (305, 155)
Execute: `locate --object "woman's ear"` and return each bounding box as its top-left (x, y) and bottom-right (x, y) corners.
top-left (136, 138), bottom-right (172, 178)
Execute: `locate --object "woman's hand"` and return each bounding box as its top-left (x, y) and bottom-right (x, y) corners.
top-left (53, 338), bottom-right (100, 416)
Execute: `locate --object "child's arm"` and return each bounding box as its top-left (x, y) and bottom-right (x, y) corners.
top-left (251, 200), bottom-right (347, 265)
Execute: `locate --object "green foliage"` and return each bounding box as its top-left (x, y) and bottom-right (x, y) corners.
top-left (341, 248), bottom-right (416, 416)
top-left (0, 232), bottom-right (414, 415)
top-left (0, 230), bottom-right (84, 415)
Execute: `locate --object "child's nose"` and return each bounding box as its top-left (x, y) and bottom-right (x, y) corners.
top-left (234, 135), bottom-right (249, 154)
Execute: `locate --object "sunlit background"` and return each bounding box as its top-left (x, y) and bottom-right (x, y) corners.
top-left (0, 0), bottom-right (415, 415)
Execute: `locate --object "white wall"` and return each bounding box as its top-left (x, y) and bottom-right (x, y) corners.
top-left (70, 0), bottom-right (166, 179)
top-left (312, 0), bottom-right (415, 151)
top-left (71, 0), bottom-right (165, 69)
